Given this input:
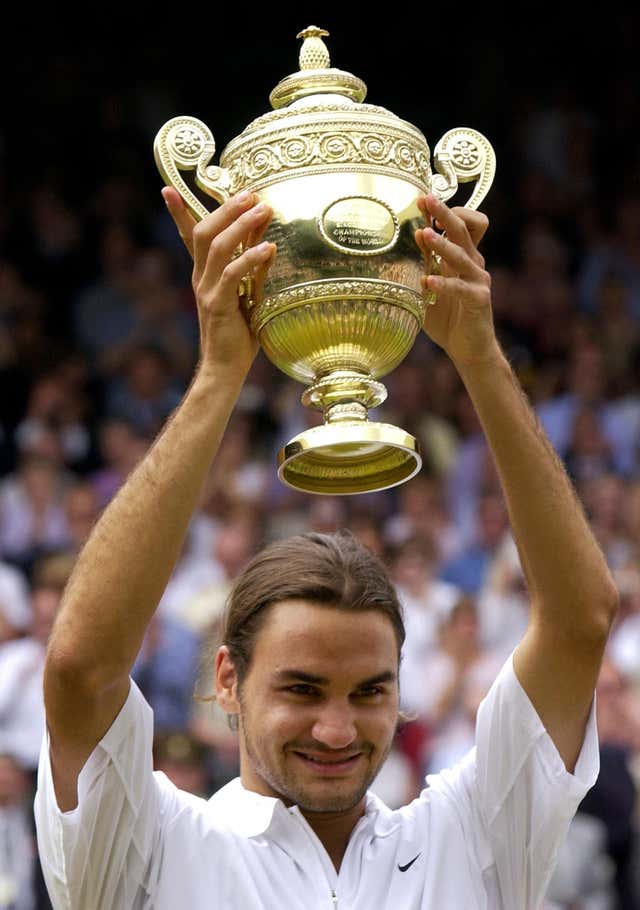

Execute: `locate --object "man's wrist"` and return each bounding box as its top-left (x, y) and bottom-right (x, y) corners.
top-left (452, 341), bottom-right (508, 386)
top-left (191, 362), bottom-right (247, 400)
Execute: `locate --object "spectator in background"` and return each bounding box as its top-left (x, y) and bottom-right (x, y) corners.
top-left (444, 388), bottom-right (504, 546)
top-left (22, 186), bottom-right (86, 335)
top-left (475, 534), bottom-right (530, 658)
top-left (0, 752), bottom-right (39, 910)
top-left (0, 553), bottom-right (74, 771)
top-left (608, 566), bottom-right (640, 686)
top-left (61, 482), bottom-right (101, 553)
top-left (0, 561), bottom-right (31, 644)
top-left (205, 414), bottom-right (271, 510)
top-left (582, 474), bottom-right (633, 570)
top-left (621, 479), bottom-right (640, 550)
top-left (384, 474), bottom-right (460, 563)
top-left (439, 492), bottom-right (509, 595)
top-left (128, 248), bottom-right (197, 377)
top-left (578, 196), bottom-right (640, 320)
top-left (132, 613), bottom-right (200, 733)
top-left (97, 247), bottom-right (198, 382)
top-left (538, 342), bottom-right (634, 476)
top-left (0, 455), bottom-right (69, 574)
top-left (576, 660), bottom-right (640, 908)
top-left (14, 372), bottom-right (91, 472)
top-left (383, 359), bottom-right (459, 481)
top-left (72, 223), bottom-right (139, 365)
top-left (596, 275), bottom-right (640, 391)
top-left (152, 732), bottom-right (211, 799)
top-left (565, 406), bottom-right (616, 485)
top-left (392, 537), bottom-right (461, 713)
top-left (181, 510), bottom-right (261, 634)
top-left (106, 343), bottom-right (183, 435)
top-left (413, 595), bottom-right (501, 775)
top-left (90, 417), bottom-right (149, 508)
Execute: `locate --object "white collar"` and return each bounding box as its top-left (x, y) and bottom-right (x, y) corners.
top-left (207, 777), bottom-right (401, 839)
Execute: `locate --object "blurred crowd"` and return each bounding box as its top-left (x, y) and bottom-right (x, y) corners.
top-left (1, 28), bottom-right (640, 910)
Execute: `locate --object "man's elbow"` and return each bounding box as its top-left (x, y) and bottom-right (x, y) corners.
top-left (588, 580), bottom-right (619, 642)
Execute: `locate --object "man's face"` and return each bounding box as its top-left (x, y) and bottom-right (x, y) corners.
top-left (218, 600), bottom-right (400, 815)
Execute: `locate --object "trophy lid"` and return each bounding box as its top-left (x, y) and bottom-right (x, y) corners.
top-left (269, 26), bottom-right (368, 109)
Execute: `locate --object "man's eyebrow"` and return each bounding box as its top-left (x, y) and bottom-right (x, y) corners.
top-left (273, 669), bottom-right (397, 687)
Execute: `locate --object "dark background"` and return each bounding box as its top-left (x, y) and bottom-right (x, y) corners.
top-left (3, 11), bottom-right (638, 246)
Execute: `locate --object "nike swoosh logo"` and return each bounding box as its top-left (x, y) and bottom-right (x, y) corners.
top-left (398, 852), bottom-right (421, 872)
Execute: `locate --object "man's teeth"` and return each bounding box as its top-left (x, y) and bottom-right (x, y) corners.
top-left (301, 754), bottom-right (353, 764)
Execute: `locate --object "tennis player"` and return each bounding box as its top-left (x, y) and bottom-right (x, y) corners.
top-left (35, 189), bottom-right (617, 908)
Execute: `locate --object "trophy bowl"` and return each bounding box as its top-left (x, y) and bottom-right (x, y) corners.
top-left (154, 26), bottom-right (495, 494)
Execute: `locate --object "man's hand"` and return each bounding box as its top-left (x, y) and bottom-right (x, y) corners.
top-left (413, 191), bottom-right (617, 772)
top-left (162, 187), bottom-right (276, 386)
top-left (415, 194), bottom-right (495, 367)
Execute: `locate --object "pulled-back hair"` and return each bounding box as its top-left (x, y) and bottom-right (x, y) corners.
top-left (221, 529), bottom-right (404, 684)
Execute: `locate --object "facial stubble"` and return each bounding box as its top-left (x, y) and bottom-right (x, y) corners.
top-left (238, 695), bottom-right (395, 813)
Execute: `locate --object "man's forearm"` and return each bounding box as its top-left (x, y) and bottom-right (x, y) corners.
top-left (456, 344), bottom-right (617, 636)
top-left (47, 369), bottom-right (242, 690)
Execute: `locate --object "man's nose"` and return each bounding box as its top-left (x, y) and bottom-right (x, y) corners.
top-left (311, 701), bottom-right (357, 750)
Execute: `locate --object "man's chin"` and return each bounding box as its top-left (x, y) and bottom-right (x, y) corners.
top-left (285, 778), bottom-right (370, 814)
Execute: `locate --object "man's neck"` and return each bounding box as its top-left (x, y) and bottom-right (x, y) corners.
top-left (301, 800), bottom-right (366, 872)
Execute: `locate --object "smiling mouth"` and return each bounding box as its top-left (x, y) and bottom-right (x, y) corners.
top-left (293, 752), bottom-right (363, 774)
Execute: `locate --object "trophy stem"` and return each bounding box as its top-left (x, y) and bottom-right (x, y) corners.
top-left (325, 402), bottom-right (368, 423)
top-left (301, 370), bottom-right (387, 424)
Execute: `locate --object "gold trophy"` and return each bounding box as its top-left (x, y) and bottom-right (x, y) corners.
top-left (154, 26), bottom-right (495, 494)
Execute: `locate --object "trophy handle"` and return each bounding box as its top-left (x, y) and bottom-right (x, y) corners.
top-left (153, 116), bottom-right (232, 221)
top-left (431, 128), bottom-right (496, 211)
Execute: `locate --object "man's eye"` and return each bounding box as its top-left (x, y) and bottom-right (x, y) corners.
top-left (357, 687), bottom-right (383, 697)
top-left (287, 684), bottom-right (318, 696)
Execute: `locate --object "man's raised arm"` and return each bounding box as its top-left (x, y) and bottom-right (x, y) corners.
top-left (44, 190), bottom-right (276, 810)
top-left (416, 194), bottom-right (618, 773)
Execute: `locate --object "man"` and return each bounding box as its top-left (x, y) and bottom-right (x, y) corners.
top-left (34, 188), bottom-right (617, 908)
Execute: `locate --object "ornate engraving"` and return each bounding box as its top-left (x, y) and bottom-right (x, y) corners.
top-left (154, 116), bottom-right (232, 217)
top-left (252, 279), bottom-right (425, 333)
top-left (173, 127), bottom-right (205, 158)
top-left (222, 126), bottom-right (432, 193)
top-left (249, 102), bottom-right (398, 131)
top-left (432, 128), bottom-right (496, 211)
top-left (451, 137), bottom-right (480, 170)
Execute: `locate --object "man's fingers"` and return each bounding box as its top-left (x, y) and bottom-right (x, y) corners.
top-left (420, 228), bottom-right (486, 279)
top-left (420, 273), bottom-right (491, 308)
top-left (216, 242), bottom-right (277, 299)
top-left (162, 188), bottom-right (197, 259)
top-left (450, 206), bottom-right (489, 249)
top-left (192, 192), bottom-right (262, 280)
top-left (251, 243), bottom-right (278, 304)
top-left (418, 194), bottom-right (489, 256)
top-left (198, 203), bottom-right (273, 291)
top-left (247, 215), bottom-right (271, 250)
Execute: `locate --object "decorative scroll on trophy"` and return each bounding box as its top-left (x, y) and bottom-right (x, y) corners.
top-left (154, 26), bottom-right (495, 494)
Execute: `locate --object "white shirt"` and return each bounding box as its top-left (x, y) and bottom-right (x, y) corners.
top-left (34, 654), bottom-right (599, 910)
top-left (0, 637), bottom-right (45, 769)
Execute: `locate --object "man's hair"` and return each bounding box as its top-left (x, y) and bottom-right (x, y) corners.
top-left (222, 529), bottom-right (405, 685)
top-left (195, 530), bottom-right (405, 724)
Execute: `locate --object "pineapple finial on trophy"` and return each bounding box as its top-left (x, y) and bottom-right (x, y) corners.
top-left (296, 26), bottom-right (331, 70)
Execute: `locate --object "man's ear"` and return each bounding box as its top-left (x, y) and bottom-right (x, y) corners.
top-left (215, 646), bottom-right (241, 718)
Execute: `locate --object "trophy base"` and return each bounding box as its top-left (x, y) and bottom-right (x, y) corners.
top-left (277, 422), bottom-right (421, 495)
